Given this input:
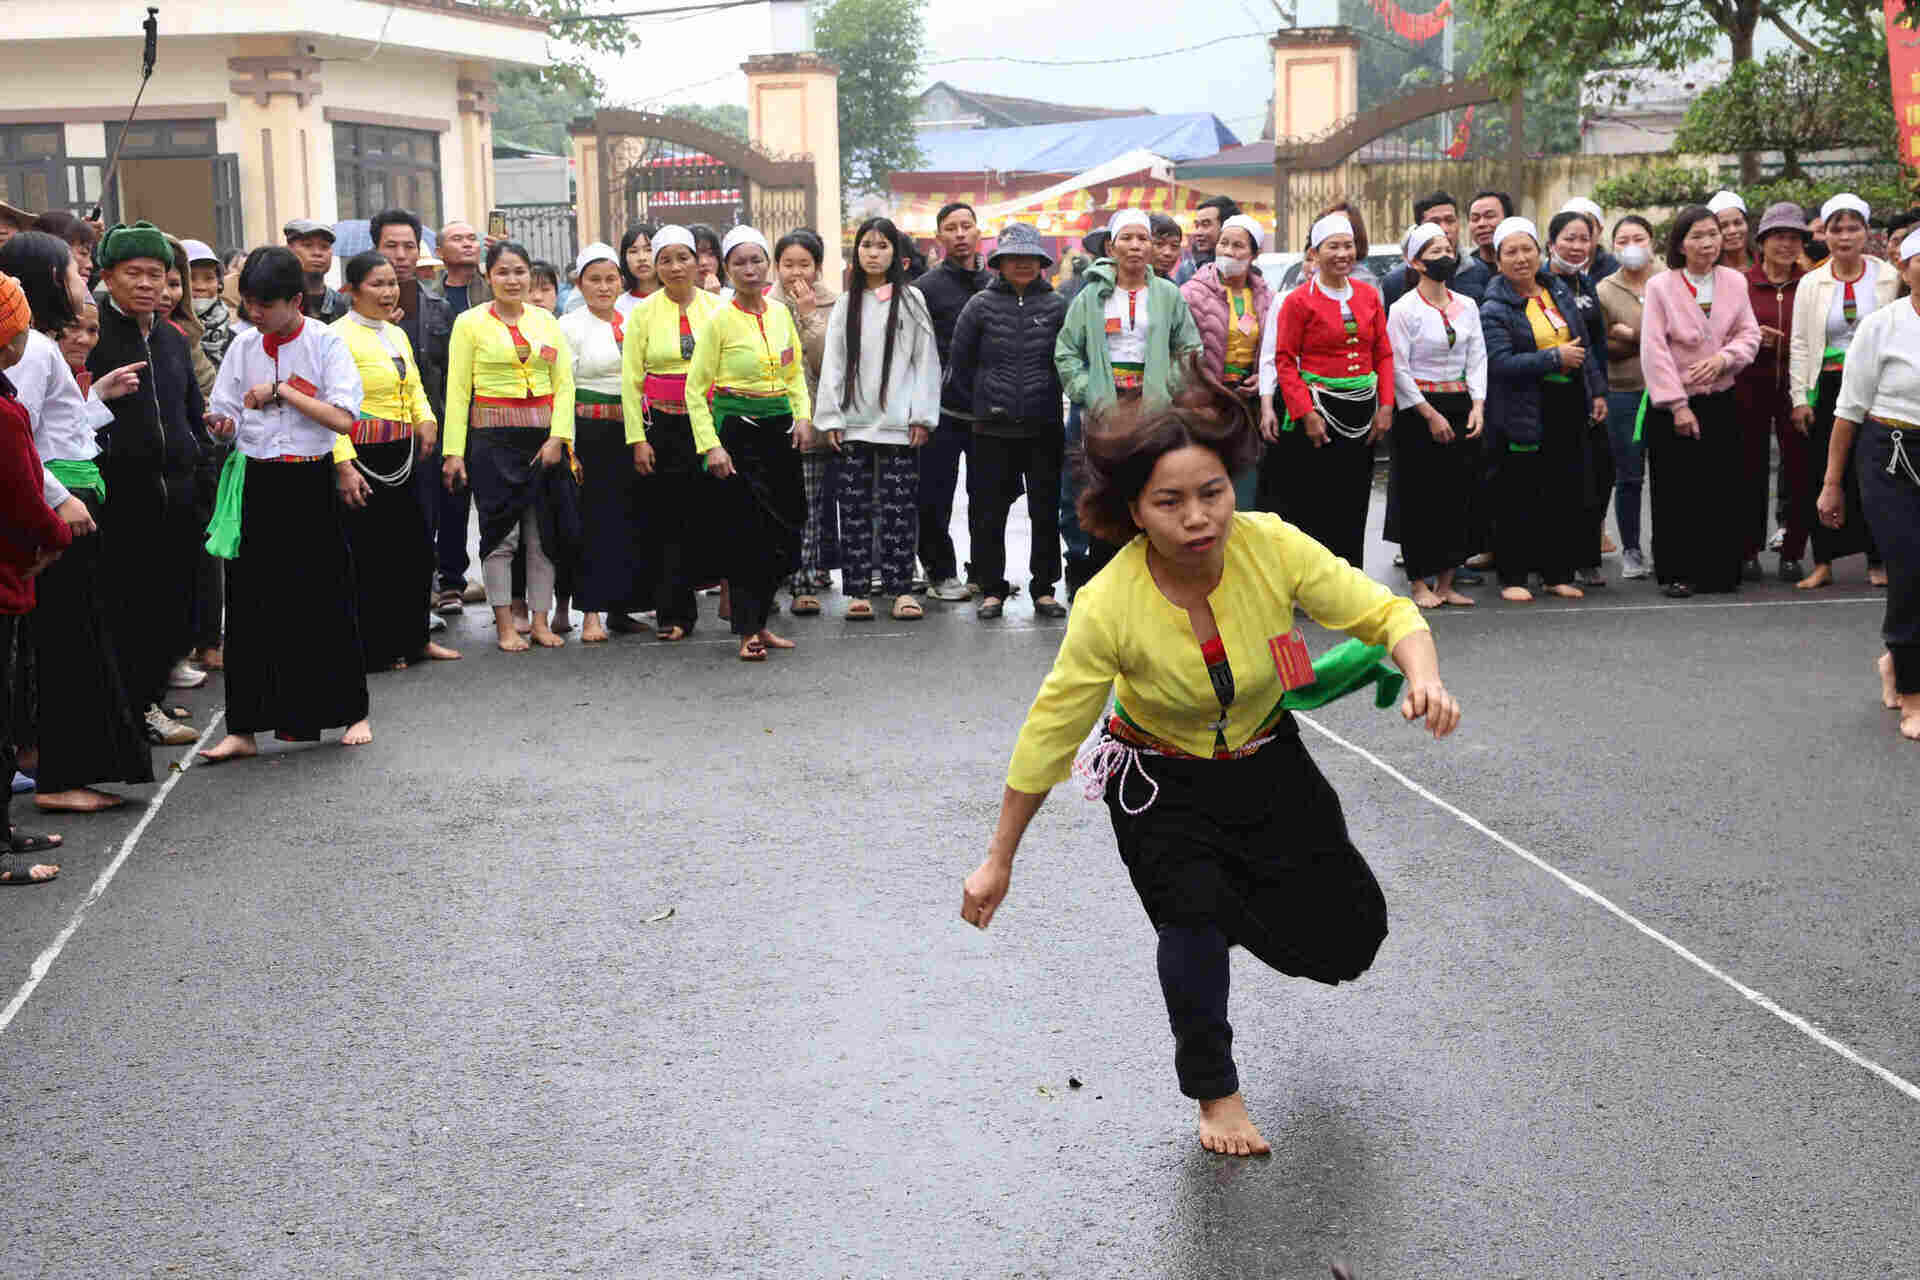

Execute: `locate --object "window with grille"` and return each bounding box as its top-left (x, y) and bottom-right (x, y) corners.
top-left (333, 124), bottom-right (442, 230)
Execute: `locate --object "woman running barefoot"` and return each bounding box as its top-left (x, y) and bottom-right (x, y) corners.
top-left (961, 404), bottom-right (1460, 1157)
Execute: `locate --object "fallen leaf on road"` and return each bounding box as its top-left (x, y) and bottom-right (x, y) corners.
top-left (644, 907), bottom-right (675, 923)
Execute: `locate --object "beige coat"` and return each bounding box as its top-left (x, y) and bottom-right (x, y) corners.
top-left (1788, 256), bottom-right (1898, 408)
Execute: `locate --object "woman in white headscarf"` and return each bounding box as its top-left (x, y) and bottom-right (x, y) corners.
top-left (1256, 208), bottom-right (1394, 568)
top-left (1708, 191), bottom-right (1754, 274)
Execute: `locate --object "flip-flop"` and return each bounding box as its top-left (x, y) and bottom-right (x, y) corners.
top-left (739, 638), bottom-right (767, 662)
top-left (8, 827), bottom-right (62, 854)
top-left (846, 601), bottom-right (875, 621)
top-left (891, 597), bottom-right (924, 620)
top-left (790, 595), bottom-right (821, 616)
top-left (0, 852), bottom-right (58, 885)
top-left (657, 625), bottom-right (688, 642)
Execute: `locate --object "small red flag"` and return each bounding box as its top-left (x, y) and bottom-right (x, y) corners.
top-left (1444, 105), bottom-right (1476, 160)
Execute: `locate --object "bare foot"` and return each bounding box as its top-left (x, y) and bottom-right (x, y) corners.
top-left (1796, 563), bottom-right (1832, 590)
top-left (581, 614), bottom-right (609, 644)
top-left (422, 641), bottom-right (461, 661)
top-left (342, 719), bottom-right (373, 746)
top-left (511, 601), bottom-right (533, 635)
top-left (1410, 583), bottom-right (1443, 609)
top-left (496, 625), bottom-right (529, 653)
top-left (530, 619), bottom-right (565, 648)
top-left (1545, 583), bottom-right (1585, 599)
top-left (198, 733), bottom-right (258, 764)
top-left (1197, 1093), bottom-right (1271, 1157)
top-left (35, 787), bottom-right (126, 813)
top-left (193, 647), bottom-right (224, 670)
top-left (0, 855), bottom-right (58, 884)
top-left (758, 628), bottom-right (795, 650)
top-left (388, 659), bottom-right (408, 671)
top-left (1901, 711), bottom-right (1920, 741)
top-left (1869, 566), bottom-right (1889, 588)
top-left (1600, 531), bottom-right (1618, 554)
top-left (1440, 589), bottom-right (1475, 607)
top-left (1500, 585), bottom-right (1533, 603)
top-left (1880, 652), bottom-right (1900, 710)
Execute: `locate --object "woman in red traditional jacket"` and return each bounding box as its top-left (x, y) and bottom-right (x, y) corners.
top-left (1737, 203), bottom-right (1813, 581)
top-left (1257, 209), bottom-right (1395, 568)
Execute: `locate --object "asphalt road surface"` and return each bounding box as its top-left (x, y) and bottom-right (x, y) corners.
top-left (2, 481), bottom-right (1916, 1278)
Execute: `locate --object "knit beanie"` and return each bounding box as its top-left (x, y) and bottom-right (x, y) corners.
top-left (96, 220), bottom-right (173, 271)
top-left (0, 272), bottom-right (29, 348)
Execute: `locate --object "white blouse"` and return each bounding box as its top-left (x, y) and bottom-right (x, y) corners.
top-left (558, 307), bottom-right (624, 397)
top-left (1386, 288), bottom-right (1488, 407)
top-left (9, 329), bottom-right (111, 508)
top-left (1103, 286), bottom-right (1153, 366)
top-left (209, 322), bottom-right (363, 460)
top-left (1826, 259), bottom-right (1886, 353)
top-left (1834, 299), bottom-right (1920, 426)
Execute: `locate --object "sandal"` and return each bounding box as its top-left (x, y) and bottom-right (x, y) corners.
top-left (846, 600), bottom-right (875, 621)
top-left (891, 595), bottom-right (924, 620)
top-left (978, 597), bottom-right (1003, 619)
top-left (8, 826), bottom-right (62, 854)
top-left (739, 637), bottom-right (767, 662)
top-left (658, 625), bottom-right (688, 642)
top-left (791, 595), bottom-right (822, 616)
top-left (1033, 597), bottom-right (1068, 619)
top-left (165, 705), bottom-right (193, 721)
top-left (0, 852), bottom-right (58, 885)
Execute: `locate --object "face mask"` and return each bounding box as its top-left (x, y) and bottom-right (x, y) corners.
top-left (1550, 251), bottom-right (1587, 275)
top-left (1617, 244), bottom-right (1652, 271)
top-left (1217, 256), bottom-right (1249, 279)
top-left (1806, 240), bottom-right (1831, 265)
top-left (1422, 255), bottom-right (1458, 282)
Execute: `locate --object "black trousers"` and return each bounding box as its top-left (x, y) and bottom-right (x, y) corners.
top-left (716, 412), bottom-right (804, 637)
top-left (1857, 421), bottom-right (1920, 693)
top-left (643, 410), bottom-right (709, 633)
top-left (1104, 725), bottom-right (1388, 1100)
top-left (916, 415), bottom-right (971, 582)
top-left (1646, 390), bottom-right (1745, 593)
top-left (1494, 381), bottom-right (1591, 589)
top-left (968, 428), bottom-right (1064, 599)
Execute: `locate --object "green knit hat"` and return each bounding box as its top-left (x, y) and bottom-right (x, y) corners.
top-left (96, 221), bottom-right (173, 271)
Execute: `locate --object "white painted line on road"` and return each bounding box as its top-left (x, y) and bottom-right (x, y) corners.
top-left (1295, 711), bottom-right (1920, 1107)
top-left (0, 711), bottom-right (226, 1037)
top-left (1448, 596), bottom-right (1884, 617)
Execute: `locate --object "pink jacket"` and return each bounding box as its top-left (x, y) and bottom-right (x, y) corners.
top-left (1179, 262), bottom-right (1275, 381)
top-left (1640, 265), bottom-right (1761, 410)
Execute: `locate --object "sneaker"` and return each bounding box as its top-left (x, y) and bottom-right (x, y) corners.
top-left (168, 660), bottom-right (208, 689)
top-left (910, 575), bottom-right (930, 594)
top-left (1767, 526), bottom-right (1786, 552)
top-left (436, 589), bottom-right (464, 615)
top-left (1778, 558), bottom-right (1805, 582)
top-left (11, 770), bottom-right (34, 795)
top-left (145, 704), bottom-right (198, 746)
top-left (1621, 549), bottom-right (1650, 579)
top-left (1465, 552), bottom-right (1494, 570)
top-left (928, 577), bottom-right (972, 602)
top-left (428, 611), bottom-right (448, 633)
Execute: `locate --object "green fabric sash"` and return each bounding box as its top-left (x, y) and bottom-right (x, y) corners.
top-left (711, 392), bottom-right (790, 421)
top-left (1507, 442), bottom-right (1541, 453)
top-left (1632, 389), bottom-right (1650, 445)
top-left (1542, 371), bottom-right (1574, 384)
top-left (1274, 639), bottom-right (1405, 714)
top-left (1284, 371), bottom-right (1377, 432)
top-left (575, 388), bottom-right (621, 405)
top-left (204, 450), bottom-right (247, 560)
top-left (1810, 346), bottom-right (1847, 406)
top-left (45, 458), bottom-right (103, 498)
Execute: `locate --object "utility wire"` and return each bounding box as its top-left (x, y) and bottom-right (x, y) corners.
top-left (925, 31), bottom-right (1272, 67)
top-left (550, 0), bottom-right (765, 23)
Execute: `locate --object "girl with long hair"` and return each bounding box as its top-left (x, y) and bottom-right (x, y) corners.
top-left (614, 223), bottom-right (659, 315)
top-left (771, 228), bottom-right (840, 614)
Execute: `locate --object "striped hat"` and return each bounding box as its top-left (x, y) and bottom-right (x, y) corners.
top-left (0, 271), bottom-right (30, 348)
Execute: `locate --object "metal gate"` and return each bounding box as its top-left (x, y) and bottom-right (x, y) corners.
top-left (501, 202), bottom-right (578, 268)
top-left (571, 110), bottom-right (816, 248)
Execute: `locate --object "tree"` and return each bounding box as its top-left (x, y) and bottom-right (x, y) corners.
top-left (494, 75), bottom-right (599, 155)
top-left (661, 103), bottom-right (749, 142)
top-left (1674, 53), bottom-right (1896, 179)
top-left (477, 0), bottom-right (639, 95)
top-left (814, 0), bottom-right (927, 199)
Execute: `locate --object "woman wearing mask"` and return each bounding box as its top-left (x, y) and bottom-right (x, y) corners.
top-left (814, 217), bottom-right (940, 622)
top-left (441, 240), bottom-right (576, 652)
top-left (684, 226), bottom-right (812, 661)
top-left (614, 223), bottom-right (658, 316)
top-left (771, 228), bottom-right (840, 614)
top-left (330, 251), bottom-right (460, 671)
top-left (1789, 193), bottom-right (1896, 589)
top-left (1708, 192), bottom-right (1754, 274)
top-left (1388, 222), bottom-right (1486, 608)
top-left (621, 225), bottom-right (723, 642)
top-left (1479, 217), bottom-right (1609, 602)
top-left (0, 231), bottom-right (151, 815)
top-left (1596, 216), bottom-right (1658, 580)
top-left (1639, 206), bottom-right (1761, 597)
top-left (1258, 210), bottom-right (1394, 569)
top-left (1546, 211), bottom-right (1614, 586)
top-left (1180, 213), bottom-right (1273, 510)
top-left (1737, 203), bottom-right (1812, 582)
top-left (560, 241), bottom-right (650, 644)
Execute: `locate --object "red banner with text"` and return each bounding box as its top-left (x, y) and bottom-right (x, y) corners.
top-left (1886, 0), bottom-right (1920, 167)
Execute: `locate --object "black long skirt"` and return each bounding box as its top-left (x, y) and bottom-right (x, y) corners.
top-left (1494, 379), bottom-right (1594, 589)
top-left (715, 411), bottom-right (805, 637)
top-left (1807, 368), bottom-right (1881, 566)
top-left (344, 441), bottom-right (431, 672)
top-left (28, 485), bottom-right (152, 793)
top-left (1103, 719), bottom-right (1388, 986)
top-left (1391, 392), bottom-right (1477, 581)
top-left (98, 462), bottom-right (197, 710)
top-left (574, 417), bottom-right (650, 613)
top-left (1646, 389), bottom-right (1746, 593)
top-left (225, 459), bottom-right (369, 737)
top-left (642, 409), bottom-right (716, 632)
top-left (1856, 421), bottom-right (1920, 692)
top-left (1258, 399), bottom-right (1378, 569)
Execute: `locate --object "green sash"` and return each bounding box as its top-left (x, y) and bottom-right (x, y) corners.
top-left (1809, 346), bottom-right (1847, 407)
top-left (1284, 371), bottom-right (1377, 432)
top-left (204, 450), bottom-right (247, 560)
top-left (45, 458), bottom-right (103, 498)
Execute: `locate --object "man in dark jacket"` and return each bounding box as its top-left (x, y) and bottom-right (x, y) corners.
top-left (912, 201), bottom-right (991, 600)
top-left (945, 223), bottom-right (1070, 619)
top-left (89, 221), bottom-right (210, 745)
top-left (284, 218), bottom-right (350, 324)
top-left (1453, 189), bottom-right (1512, 304)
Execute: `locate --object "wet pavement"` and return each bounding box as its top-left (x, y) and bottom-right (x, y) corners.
top-left (2, 484), bottom-right (1917, 1277)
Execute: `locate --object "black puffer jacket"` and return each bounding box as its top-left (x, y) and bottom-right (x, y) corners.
top-left (89, 295), bottom-right (208, 476)
top-left (397, 280), bottom-right (454, 422)
top-left (914, 256), bottom-right (991, 415)
top-left (946, 275), bottom-right (1067, 432)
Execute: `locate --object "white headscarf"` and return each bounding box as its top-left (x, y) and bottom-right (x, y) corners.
top-left (1309, 213), bottom-right (1354, 249)
top-left (1106, 209), bottom-right (1150, 237)
top-left (573, 241), bottom-right (618, 277)
top-left (1492, 216), bottom-right (1541, 256)
top-left (720, 225), bottom-right (770, 262)
top-left (1560, 196), bottom-right (1604, 222)
top-left (1706, 191), bottom-right (1747, 216)
top-left (1900, 226), bottom-right (1920, 263)
top-left (1220, 214), bottom-right (1265, 250)
top-left (1821, 193), bottom-right (1871, 226)
top-left (652, 225), bottom-right (696, 254)
top-left (1402, 222), bottom-right (1447, 264)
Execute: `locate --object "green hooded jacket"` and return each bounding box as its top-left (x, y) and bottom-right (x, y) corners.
top-left (1053, 259), bottom-right (1203, 416)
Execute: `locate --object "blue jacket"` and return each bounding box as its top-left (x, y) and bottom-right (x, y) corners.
top-left (1453, 252), bottom-right (1495, 304)
top-left (1480, 270), bottom-right (1608, 448)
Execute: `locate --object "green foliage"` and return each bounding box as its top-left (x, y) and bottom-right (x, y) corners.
top-left (661, 104), bottom-right (750, 143)
top-left (814, 0), bottom-right (927, 198)
top-left (477, 0), bottom-right (640, 95)
top-left (1674, 54), bottom-right (1895, 178)
top-left (1591, 164), bottom-right (1916, 221)
top-left (494, 72), bottom-right (598, 156)
top-left (1591, 166), bottom-right (1718, 210)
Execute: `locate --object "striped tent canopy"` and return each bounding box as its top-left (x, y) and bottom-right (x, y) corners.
top-left (986, 189), bottom-right (1094, 235)
top-left (1108, 185), bottom-right (1201, 213)
top-left (889, 194), bottom-right (985, 236)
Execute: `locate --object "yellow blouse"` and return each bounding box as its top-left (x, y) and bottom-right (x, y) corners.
top-left (328, 315), bottom-right (433, 463)
top-left (1224, 285), bottom-right (1259, 371)
top-left (443, 302), bottom-right (576, 456)
top-left (1525, 295), bottom-right (1571, 351)
top-left (1006, 513), bottom-right (1428, 792)
top-left (684, 297), bottom-right (813, 448)
top-left (620, 287), bottom-right (722, 447)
